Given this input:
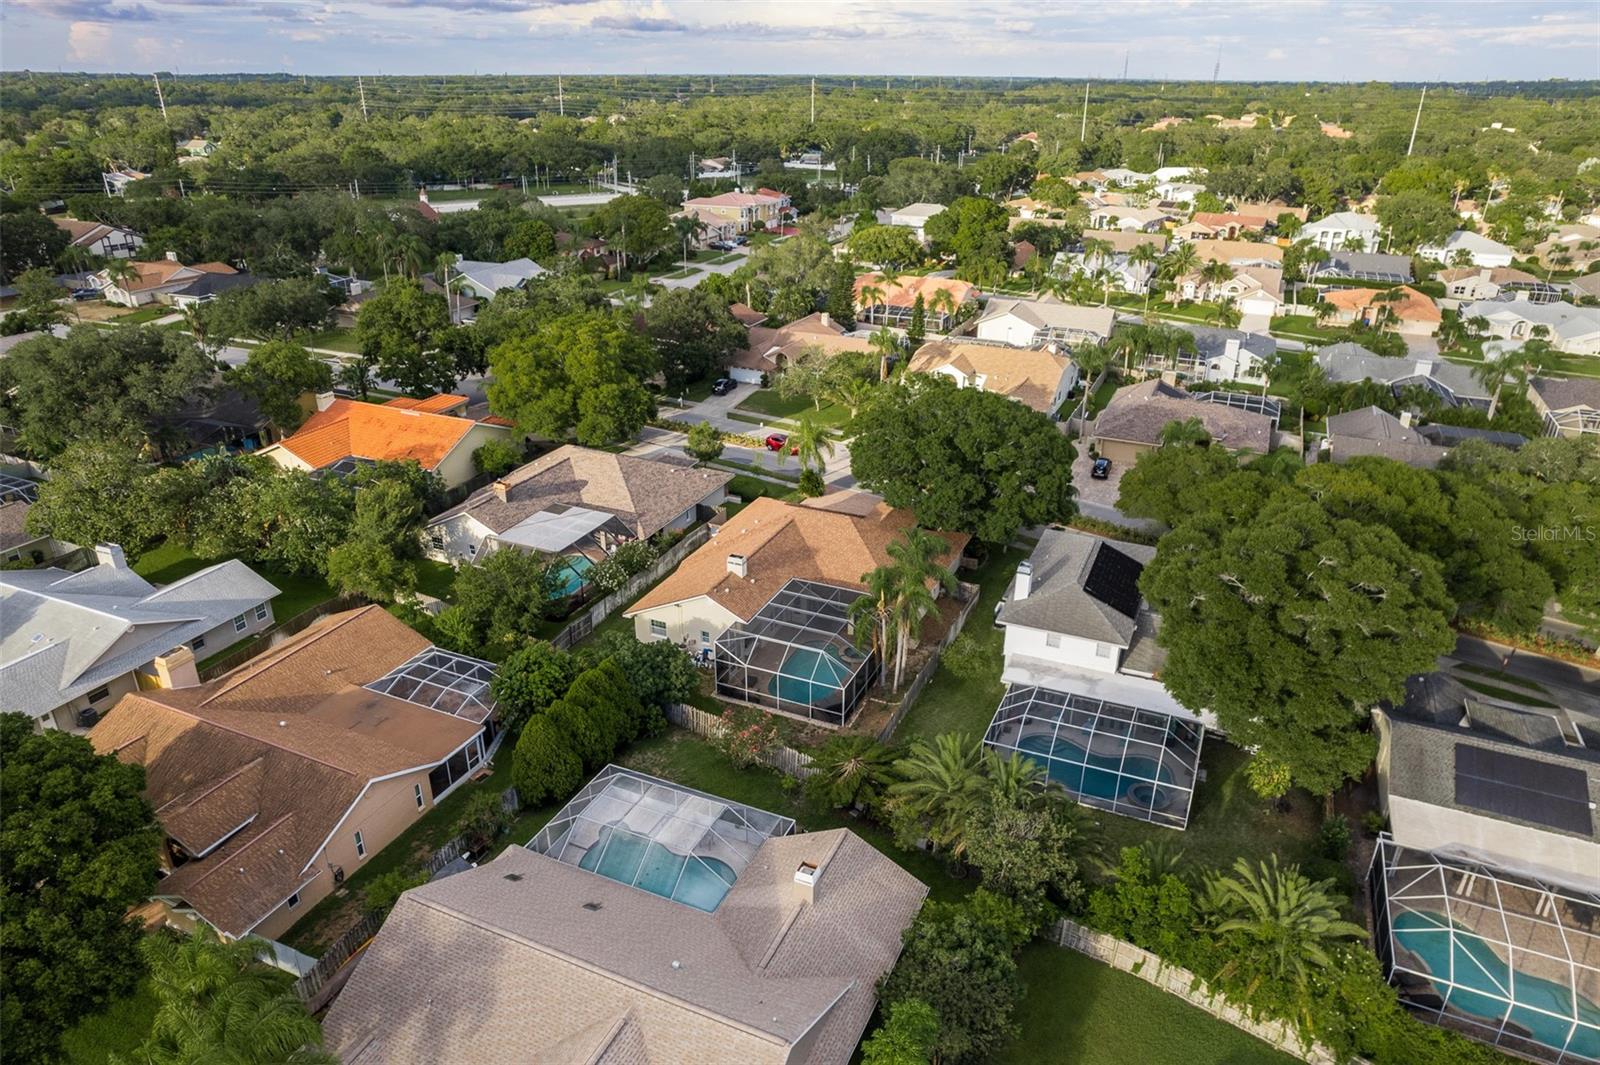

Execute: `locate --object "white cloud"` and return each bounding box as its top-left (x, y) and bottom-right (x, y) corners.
top-left (66, 20), bottom-right (113, 62)
top-left (1265, 47), bottom-right (1287, 61)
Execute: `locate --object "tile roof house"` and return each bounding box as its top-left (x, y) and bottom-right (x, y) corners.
top-left (1535, 224), bottom-right (1600, 272)
top-left (1088, 205), bottom-right (1175, 233)
top-left (1091, 378), bottom-right (1274, 464)
top-left (1053, 249), bottom-right (1157, 296)
top-left (1323, 406), bottom-right (1451, 468)
top-left (1300, 211), bottom-right (1382, 252)
top-left (322, 802), bottom-right (927, 1065)
top-left (1418, 230), bottom-right (1516, 269)
top-left (683, 189), bottom-right (794, 236)
top-left (259, 398), bottom-right (516, 490)
top-left (1320, 285), bottom-right (1442, 336)
top-left (1233, 200), bottom-right (1309, 224)
top-left (726, 312), bottom-right (874, 384)
top-left (974, 298), bottom-right (1117, 347)
top-left (1528, 377), bottom-right (1600, 438)
top-left (1316, 344), bottom-right (1490, 409)
top-left (1459, 300), bottom-right (1600, 355)
top-left (907, 340), bottom-right (1077, 415)
top-left (1185, 239), bottom-right (1284, 267)
top-left (1174, 211), bottom-right (1274, 241)
top-left (853, 274), bottom-right (978, 331)
top-left (424, 446), bottom-right (732, 565)
top-left (90, 606), bottom-right (497, 941)
top-left (1174, 263), bottom-right (1284, 318)
top-left (93, 257), bottom-right (240, 307)
top-left (51, 216), bottom-right (144, 259)
top-left (1, 545), bottom-right (279, 732)
top-left (1436, 266), bottom-right (1559, 304)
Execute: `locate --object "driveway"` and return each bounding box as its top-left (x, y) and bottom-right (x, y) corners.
top-left (651, 249), bottom-right (750, 291)
top-left (632, 423), bottom-right (857, 490)
top-left (1070, 449), bottom-right (1160, 532)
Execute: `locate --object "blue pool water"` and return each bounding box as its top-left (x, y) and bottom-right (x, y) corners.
top-left (552, 554), bottom-right (595, 597)
top-left (1392, 909), bottom-right (1600, 1059)
top-left (768, 644), bottom-right (853, 705)
top-left (1015, 732), bottom-right (1173, 807)
top-left (577, 825), bottom-right (736, 912)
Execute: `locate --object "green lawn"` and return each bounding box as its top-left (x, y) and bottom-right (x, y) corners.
top-left (1085, 372), bottom-right (1122, 416)
top-left (1452, 675), bottom-right (1559, 709)
top-left (705, 252), bottom-right (744, 265)
top-left (61, 979), bottom-right (159, 1065)
top-left (999, 944), bottom-right (1298, 1065)
top-left (1269, 315), bottom-right (1345, 342)
top-left (655, 267), bottom-right (701, 280)
top-left (735, 389), bottom-right (853, 427)
top-left (414, 559), bottom-right (457, 601)
top-left (301, 326), bottom-right (362, 354)
top-left (134, 541), bottom-right (336, 623)
top-left (111, 305), bottom-right (174, 326)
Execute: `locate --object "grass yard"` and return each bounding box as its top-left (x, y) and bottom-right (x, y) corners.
top-left (735, 389), bottom-right (853, 427)
top-left (1270, 314), bottom-right (1346, 342)
top-left (1453, 662), bottom-right (1549, 693)
top-left (1085, 371), bottom-right (1122, 416)
top-left (61, 979), bottom-right (159, 1065)
top-left (111, 305), bottom-right (175, 326)
top-left (134, 540), bottom-right (336, 623)
top-left (1452, 675), bottom-right (1560, 709)
top-left (301, 326), bottom-right (363, 354)
top-left (999, 944), bottom-right (1298, 1065)
top-left (706, 252), bottom-right (744, 265)
top-left (655, 267), bottom-right (701, 280)
top-left (413, 559), bottom-right (457, 601)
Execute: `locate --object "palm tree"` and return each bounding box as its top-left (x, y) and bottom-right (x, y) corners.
top-left (1213, 296), bottom-right (1242, 330)
top-left (984, 748), bottom-right (1048, 804)
top-left (868, 325), bottom-right (901, 382)
top-left (1201, 856), bottom-right (1365, 1011)
top-left (1475, 339), bottom-right (1557, 419)
top-left (926, 287), bottom-right (959, 333)
top-left (1160, 242), bottom-right (1200, 286)
top-left (1127, 241), bottom-right (1160, 312)
top-left (805, 734), bottom-right (900, 813)
top-left (885, 527), bottom-right (959, 688)
top-left (857, 282), bottom-right (887, 327)
top-left (673, 214), bottom-right (706, 270)
top-left (1159, 416), bottom-right (1212, 447)
top-left (790, 414), bottom-right (841, 475)
top-left (391, 234), bottom-right (429, 280)
top-left (1198, 259), bottom-right (1236, 301)
top-left (889, 733), bottom-right (989, 855)
top-left (827, 376), bottom-right (877, 419)
top-left (101, 256), bottom-right (140, 299)
top-left (849, 564), bottom-right (899, 670)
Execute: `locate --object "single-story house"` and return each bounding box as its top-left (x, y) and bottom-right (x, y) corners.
top-left (51, 216), bottom-right (144, 259)
top-left (90, 606), bottom-right (498, 942)
top-left (1316, 343), bottom-right (1490, 409)
top-left (323, 767), bottom-right (927, 1065)
top-left (1437, 267), bottom-right (1558, 304)
top-left (907, 340), bottom-right (1077, 415)
top-left (974, 298), bottom-right (1116, 347)
top-left (258, 397), bottom-right (516, 490)
top-left (1088, 205), bottom-right (1175, 233)
top-left (449, 256), bottom-right (547, 299)
top-left (178, 137), bottom-right (218, 158)
top-left (423, 445), bottom-right (732, 565)
top-left (1054, 250), bottom-right (1156, 296)
top-left (93, 257), bottom-right (241, 307)
top-left (1300, 211), bottom-right (1382, 252)
top-left (854, 274), bottom-right (978, 331)
top-left (0, 497), bottom-right (71, 565)
top-left (1528, 377), bottom-right (1600, 438)
top-left (886, 202), bottom-right (947, 241)
top-left (1154, 181), bottom-right (1206, 204)
top-left (1535, 224), bottom-right (1600, 272)
top-left (725, 312), bottom-right (874, 385)
top-left (1418, 231), bottom-right (1516, 269)
top-left (1174, 212), bottom-right (1273, 242)
top-left (1566, 272), bottom-right (1600, 303)
top-left (1323, 406), bottom-right (1450, 468)
top-left (1, 544), bottom-right (278, 732)
top-left (1186, 239), bottom-right (1284, 268)
top-left (1091, 378), bottom-right (1274, 463)
top-left (1234, 200), bottom-right (1309, 224)
top-left (1459, 300), bottom-right (1600, 356)
top-left (1314, 252), bottom-right (1414, 284)
top-left (1321, 285), bottom-right (1442, 337)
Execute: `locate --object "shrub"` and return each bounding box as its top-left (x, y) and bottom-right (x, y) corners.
top-left (1318, 814), bottom-right (1354, 860)
top-left (491, 641), bottom-right (577, 733)
top-left (686, 420), bottom-right (724, 462)
top-left (1243, 753), bottom-right (1292, 800)
top-left (711, 704), bottom-right (782, 769)
top-left (861, 998), bottom-right (940, 1065)
top-left (455, 788), bottom-right (514, 851)
top-left (579, 634), bottom-right (696, 715)
top-left (362, 869), bottom-right (429, 915)
top-left (939, 633), bottom-right (991, 680)
top-left (512, 715), bottom-right (583, 805)
top-left (546, 697), bottom-right (616, 769)
top-left (798, 467), bottom-right (825, 497)
top-left (472, 437), bottom-right (524, 477)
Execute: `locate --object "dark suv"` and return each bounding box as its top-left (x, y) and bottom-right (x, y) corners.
top-left (711, 378), bottom-right (736, 396)
top-left (1091, 457), bottom-right (1112, 480)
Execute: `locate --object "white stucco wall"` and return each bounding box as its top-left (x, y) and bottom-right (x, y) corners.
top-left (626, 596), bottom-right (742, 651)
top-left (974, 315), bottom-right (1037, 348)
top-left (1388, 796), bottom-right (1600, 891)
top-left (1002, 622), bottom-right (1121, 675)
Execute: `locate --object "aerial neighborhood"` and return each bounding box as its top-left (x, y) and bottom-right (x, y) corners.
top-left (0, 30), bottom-right (1598, 1065)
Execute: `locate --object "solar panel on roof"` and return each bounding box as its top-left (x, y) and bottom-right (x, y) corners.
top-left (1082, 544), bottom-right (1144, 620)
top-left (1454, 744), bottom-right (1592, 835)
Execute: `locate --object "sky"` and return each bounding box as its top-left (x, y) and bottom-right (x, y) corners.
top-left (1, 0), bottom-right (1597, 83)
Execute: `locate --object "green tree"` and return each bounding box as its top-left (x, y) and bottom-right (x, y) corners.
top-left (1, 716), bottom-right (161, 1065)
top-left (2, 267), bottom-right (70, 332)
top-left (1141, 489), bottom-right (1456, 794)
top-left (924, 196), bottom-right (1011, 280)
top-left (512, 715), bottom-right (583, 805)
top-left (576, 632), bottom-right (695, 716)
top-left (825, 260), bottom-right (857, 330)
top-left (202, 276), bottom-right (339, 342)
top-left (503, 218), bottom-right (557, 262)
top-left (225, 339), bottom-right (332, 432)
top-left (861, 998), bottom-right (940, 1065)
top-left (905, 293), bottom-right (927, 350)
top-left (1375, 191), bottom-right (1460, 252)
top-left (471, 436), bottom-right (524, 478)
top-left (491, 640), bottom-right (578, 733)
top-left (1115, 443), bottom-right (1259, 527)
top-left (850, 376), bottom-right (1075, 542)
top-left (964, 786), bottom-right (1095, 920)
top-left (685, 420), bottom-right (724, 462)
top-left (0, 210), bottom-right (70, 282)
top-left (643, 287), bottom-right (748, 391)
top-left (804, 735), bottom-right (900, 814)
top-left (441, 546), bottom-right (561, 656)
top-left (790, 413), bottom-right (841, 475)
top-left (354, 278), bottom-right (456, 397)
top-left (889, 733), bottom-right (988, 856)
top-left (590, 194), bottom-right (673, 269)
top-left (847, 225), bottom-right (925, 271)
top-left (324, 479), bottom-right (425, 602)
top-left (487, 310), bottom-right (657, 446)
top-left (26, 437), bottom-right (161, 553)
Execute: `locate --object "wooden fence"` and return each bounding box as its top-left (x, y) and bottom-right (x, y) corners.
top-left (664, 703), bottom-right (816, 779)
top-left (1048, 918), bottom-right (1357, 1065)
top-left (549, 524), bottom-right (711, 650)
top-left (198, 595), bottom-right (366, 681)
top-left (872, 580), bottom-right (981, 742)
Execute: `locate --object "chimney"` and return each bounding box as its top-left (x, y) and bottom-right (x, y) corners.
top-left (727, 553), bottom-right (748, 579)
top-left (94, 543), bottom-right (128, 570)
top-left (1399, 409), bottom-right (1415, 428)
top-left (1224, 337), bottom-right (1241, 365)
top-left (793, 861), bottom-right (818, 905)
top-left (819, 311), bottom-right (832, 330)
top-left (419, 187), bottom-right (430, 204)
top-left (492, 480), bottom-right (509, 503)
top-left (1012, 560), bottom-right (1033, 601)
top-left (314, 391), bottom-right (337, 412)
top-left (164, 250), bottom-right (180, 262)
top-left (149, 645), bottom-right (199, 690)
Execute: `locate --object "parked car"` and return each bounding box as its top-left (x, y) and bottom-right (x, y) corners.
top-left (711, 377), bottom-right (736, 396)
top-left (1091, 457), bottom-right (1112, 480)
top-left (708, 240), bottom-right (735, 252)
top-left (764, 433), bottom-right (797, 455)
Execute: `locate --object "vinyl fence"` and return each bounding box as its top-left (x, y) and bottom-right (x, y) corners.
top-left (549, 524), bottom-right (711, 650)
top-left (663, 702), bottom-right (816, 779)
top-left (1048, 917), bottom-right (1357, 1065)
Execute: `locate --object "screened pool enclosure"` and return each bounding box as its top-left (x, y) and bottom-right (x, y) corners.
top-left (714, 578), bottom-right (880, 728)
top-left (1370, 839), bottom-right (1600, 1063)
top-left (366, 647), bottom-right (499, 796)
top-left (527, 766), bottom-right (796, 912)
top-left (982, 685), bottom-right (1204, 829)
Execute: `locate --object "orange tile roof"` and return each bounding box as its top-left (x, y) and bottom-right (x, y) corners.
top-left (109, 259), bottom-right (237, 292)
top-left (383, 393), bottom-right (469, 414)
top-left (853, 273), bottom-right (978, 310)
top-left (1323, 285), bottom-right (1441, 323)
top-left (276, 398), bottom-right (477, 470)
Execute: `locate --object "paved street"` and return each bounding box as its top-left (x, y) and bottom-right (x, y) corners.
top-left (650, 248), bottom-right (750, 290)
top-left (1448, 634), bottom-right (1599, 700)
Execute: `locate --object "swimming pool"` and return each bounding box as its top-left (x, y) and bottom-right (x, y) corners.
top-left (1015, 731), bottom-right (1174, 806)
top-left (552, 554), bottom-right (595, 598)
top-left (768, 643), bottom-right (854, 706)
top-left (577, 825), bottom-right (737, 912)
top-left (1392, 909), bottom-right (1600, 1059)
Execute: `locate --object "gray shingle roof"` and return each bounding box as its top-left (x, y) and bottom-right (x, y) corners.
top-left (997, 528), bottom-right (1156, 645)
top-left (1320, 252), bottom-right (1413, 281)
top-left (1185, 325), bottom-right (1276, 362)
top-left (1094, 378), bottom-right (1274, 453)
top-left (1326, 406), bottom-right (1451, 468)
top-left (1530, 376), bottom-right (1600, 412)
top-left (1315, 346), bottom-right (1489, 405)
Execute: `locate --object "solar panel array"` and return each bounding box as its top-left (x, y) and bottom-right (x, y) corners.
top-left (1082, 544), bottom-right (1145, 621)
top-left (1454, 745), bottom-right (1593, 836)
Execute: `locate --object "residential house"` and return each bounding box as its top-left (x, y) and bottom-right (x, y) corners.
top-left (1174, 212), bottom-right (1273, 242)
top-left (51, 216), bottom-right (144, 259)
top-left (178, 137), bottom-right (218, 159)
top-left (448, 256), bottom-right (547, 299)
top-left (101, 168), bottom-right (149, 196)
top-left (1187, 239), bottom-right (1284, 268)
top-left (986, 529), bottom-right (1207, 829)
top-left (1153, 181), bottom-right (1206, 205)
top-left (1300, 211), bottom-right (1382, 252)
top-left (1437, 267), bottom-right (1559, 305)
top-left (1212, 113), bottom-right (1263, 130)
top-left (1088, 205), bottom-right (1174, 233)
top-left (974, 298), bottom-right (1116, 347)
top-left (1099, 168), bottom-right (1153, 187)
top-left (1233, 200), bottom-right (1309, 224)
top-left (1528, 377), bottom-right (1600, 438)
top-left (0, 482), bottom-right (71, 565)
top-left (1316, 343), bottom-right (1491, 409)
top-left (93, 256), bottom-right (242, 307)
top-left (1319, 121), bottom-right (1353, 139)
top-left (728, 302), bottom-right (767, 327)
top-left (886, 202), bottom-right (947, 242)
top-left (853, 274), bottom-right (978, 331)
top-left (624, 494), bottom-right (966, 727)
top-left (1005, 196), bottom-right (1062, 220)
top-left (89, 606), bottom-right (499, 942)
top-left (1417, 230), bottom-right (1516, 269)
top-left (907, 340), bottom-right (1078, 416)
top-left (1184, 327), bottom-right (1277, 384)
top-left (1314, 252), bottom-right (1414, 284)
top-left (1054, 249), bottom-right (1156, 296)
top-left (1320, 285), bottom-right (1442, 337)
top-left (258, 397), bottom-right (516, 490)
top-left (423, 446), bottom-right (731, 565)
top-left (1568, 272), bottom-right (1600, 304)
top-left (683, 188), bottom-right (793, 236)
top-left (1459, 300), bottom-right (1600, 355)
top-left (1174, 263), bottom-right (1284, 319)
top-left (1144, 116), bottom-right (1190, 132)
top-left (1152, 166), bottom-right (1205, 184)
top-left (1323, 407), bottom-right (1451, 468)
top-left (1091, 378), bottom-right (1274, 463)
top-left (725, 312), bottom-right (875, 384)
top-left (323, 766), bottom-right (927, 1065)
top-left (1535, 224), bottom-right (1600, 272)
top-left (0, 545), bottom-right (278, 732)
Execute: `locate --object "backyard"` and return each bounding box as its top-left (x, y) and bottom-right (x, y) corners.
top-left (133, 540), bottom-right (336, 625)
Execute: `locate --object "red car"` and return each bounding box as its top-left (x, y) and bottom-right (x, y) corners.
top-left (764, 433), bottom-right (798, 455)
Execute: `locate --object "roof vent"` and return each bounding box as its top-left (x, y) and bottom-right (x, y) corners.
top-left (503, 873), bottom-right (523, 882)
top-left (582, 901), bottom-right (602, 911)
top-left (278, 720), bottom-right (287, 727)
top-left (670, 960), bottom-right (681, 970)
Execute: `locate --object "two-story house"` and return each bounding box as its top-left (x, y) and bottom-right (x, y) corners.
top-left (906, 341), bottom-right (1077, 416)
top-left (52, 217), bottom-right (144, 259)
top-left (1300, 211), bottom-right (1382, 252)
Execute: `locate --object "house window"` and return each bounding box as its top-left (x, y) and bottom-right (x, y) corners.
top-left (1096, 643), bottom-right (1116, 659)
top-left (286, 892), bottom-right (301, 910)
top-left (233, 614), bottom-right (247, 633)
top-left (700, 630), bottom-right (711, 646)
top-left (650, 619), bottom-right (668, 639)
top-left (354, 831), bottom-right (366, 859)
top-left (466, 739), bottom-right (482, 769)
top-left (192, 635), bottom-right (206, 651)
top-left (468, 542), bottom-right (478, 557)
top-left (86, 686), bottom-right (110, 704)
top-left (1045, 633), bottom-right (1062, 649)
top-left (427, 533), bottom-right (445, 551)
top-left (414, 783), bottom-right (425, 810)
top-left (254, 603), bottom-right (268, 622)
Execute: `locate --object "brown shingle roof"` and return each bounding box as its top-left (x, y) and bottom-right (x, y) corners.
top-left (729, 313), bottom-right (874, 373)
top-left (1094, 378), bottom-right (1273, 453)
top-left (273, 398), bottom-right (480, 471)
top-left (627, 496), bottom-right (967, 622)
top-left (907, 341), bottom-right (1072, 413)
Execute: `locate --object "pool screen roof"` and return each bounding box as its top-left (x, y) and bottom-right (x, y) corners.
top-left (982, 685), bottom-right (1204, 829)
top-left (365, 648), bottom-right (498, 724)
top-left (1371, 838), bottom-right (1600, 1063)
top-left (497, 504), bottom-right (616, 552)
top-left (0, 473), bottom-right (39, 503)
top-left (527, 766), bottom-right (796, 904)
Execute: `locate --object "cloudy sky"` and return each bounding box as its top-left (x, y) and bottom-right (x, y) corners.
top-left (2, 0), bottom-right (1596, 82)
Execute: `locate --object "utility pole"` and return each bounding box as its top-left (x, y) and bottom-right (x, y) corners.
top-left (810, 77), bottom-right (816, 124)
top-left (557, 74), bottom-right (564, 117)
top-left (152, 73), bottom-right (168, 122)
top-left (1080, 82), bottom-right (1090, 142)
top-left (1122, 51), bottom-right (1129, 80)
top-left (1406, 86), bottom-right (1427, 157)
top-left (1212, 46), bottom-right (1221, 82)
top-left (358, 76), bottom-right (368, 120)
